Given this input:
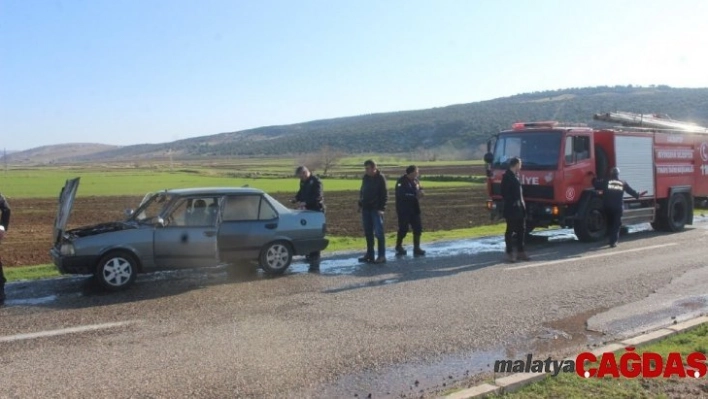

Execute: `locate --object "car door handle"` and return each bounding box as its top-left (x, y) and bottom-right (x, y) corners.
top-left (203, 231), bottom-right (216, 237)
top-left (265, 223), bottom-right (277, 229)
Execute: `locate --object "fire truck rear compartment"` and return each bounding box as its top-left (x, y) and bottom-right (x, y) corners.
top-left (614, 135), bottom-right (656, 226)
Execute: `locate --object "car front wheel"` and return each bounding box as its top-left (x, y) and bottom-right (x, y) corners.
top-left (259, 241), bottom-right (293, 275)
top-left (95, 250), bottom-right (138, 291)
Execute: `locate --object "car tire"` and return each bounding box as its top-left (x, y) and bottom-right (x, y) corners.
top-left (259, 241), bottom-right (293, 275)
top-left (95, 250), bottom-right (138, 291)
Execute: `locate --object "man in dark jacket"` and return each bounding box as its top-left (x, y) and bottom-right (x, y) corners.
top-left (395, 165), bottom-right (425, 257)
top-left (0, 192), bottom-right (11, 305)
top-left (501, 157), bottom-right (530, 262)
top-left (592, 167), bottom-right (646, 248)
top-left (358, 160), bottom-right (388, 264)
top-left (293, 166), bottom-right (325, 269)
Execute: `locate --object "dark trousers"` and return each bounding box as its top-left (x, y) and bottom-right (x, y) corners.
top-left (397, 210), bottom-right (422, 238)
top-left (307, 207), bottom-right (324, 260)
top-left (0, 258), bottom-right (5, 286)
top-left (362, 209), bottom-right (385, 258)
top-left (505, 218), bottom-right (525, 254)
top-left (606, 207), bottom-right (623, 246)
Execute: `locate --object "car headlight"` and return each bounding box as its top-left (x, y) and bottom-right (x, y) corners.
top-left (60, 243), bottom-right (75, 256)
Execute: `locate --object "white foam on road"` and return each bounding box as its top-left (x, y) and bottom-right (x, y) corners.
top-left (0, 321), bottom-right (140, 343)
top-left (504, 243), bottom-right (678, 271)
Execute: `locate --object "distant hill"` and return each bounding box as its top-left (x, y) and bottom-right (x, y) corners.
top-left (4, 143), bottom-right (121, 164)
top-left (13, 85), bottom-right (708, 163)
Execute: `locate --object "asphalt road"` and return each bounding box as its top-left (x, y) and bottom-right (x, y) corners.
top-left (1, 221), bottom-right (708, 399)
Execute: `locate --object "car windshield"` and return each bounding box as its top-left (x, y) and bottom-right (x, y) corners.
top-left (492, 131), bottom-right (562, 170)
top-left (130, 192), bottom-right (174, 222)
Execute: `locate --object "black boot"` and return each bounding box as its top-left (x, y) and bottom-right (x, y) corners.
top-left (395, 233), bottom-right (407, 256)
top-left (359, 236), bottom-right (375, 263)
top-left (413, 234), bottom-right (426, 256)
top-left (0, 284), bottom-right (5, 305)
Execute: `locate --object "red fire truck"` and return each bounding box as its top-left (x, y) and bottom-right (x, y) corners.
top-left (483, 111), bottom-right (708, 242)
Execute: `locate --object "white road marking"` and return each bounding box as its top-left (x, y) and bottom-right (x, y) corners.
top-left (504, 243), bottom-right (679, 271)
top-left (0, 321), bottom-right (139, 343)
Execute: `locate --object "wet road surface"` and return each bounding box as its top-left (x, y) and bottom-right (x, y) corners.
top-left (1, 220), bottom-right (708, 398)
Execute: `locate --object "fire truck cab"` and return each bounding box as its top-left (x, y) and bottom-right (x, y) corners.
top-left (483, 112), bottom-right (708, 242)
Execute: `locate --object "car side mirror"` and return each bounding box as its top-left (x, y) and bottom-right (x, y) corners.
top-left (483, 152), bottom-right (494, 164)
top-left (155, 217), bottom-right (165, 227)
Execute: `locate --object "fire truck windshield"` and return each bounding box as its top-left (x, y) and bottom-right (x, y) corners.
top-left (491, 131), bottom-right (562, 170)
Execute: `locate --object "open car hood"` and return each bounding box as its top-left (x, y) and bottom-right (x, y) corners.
top-left (54, 177), bottom-right (80, 245)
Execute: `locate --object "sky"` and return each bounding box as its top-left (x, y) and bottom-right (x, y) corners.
top-left (2, 0), bottom-right (708, 151)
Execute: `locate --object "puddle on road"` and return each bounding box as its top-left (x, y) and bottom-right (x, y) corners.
top-left (292, 221), bottom-right (691, 277)
top-left (315, 348), bottom-right (506, 399)
top-left (316, 333), bottom-right (605, 399)
top-left (315, 308), bottom-right (608, 398)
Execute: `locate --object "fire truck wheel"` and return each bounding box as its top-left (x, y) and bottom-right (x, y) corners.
top-left (666, 193), bottom-right (688, 232)
top-left (574, 198), bottom-right (606, 242)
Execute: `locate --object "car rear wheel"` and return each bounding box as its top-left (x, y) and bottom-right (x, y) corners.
top-left (95, 250), bottom-right (138, 291)
top-left (259, 241), bottom-right (292, 275)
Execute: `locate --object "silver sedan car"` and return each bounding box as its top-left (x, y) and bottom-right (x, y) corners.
top-left (50, 178), bottom-right (329, 291)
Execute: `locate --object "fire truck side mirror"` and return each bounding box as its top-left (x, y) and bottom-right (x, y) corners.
top-left (484, 152), bottom-right (494, 164)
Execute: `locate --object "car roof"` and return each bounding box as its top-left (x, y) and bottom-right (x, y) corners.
top-left (158, 187), bottom-right (266, 196)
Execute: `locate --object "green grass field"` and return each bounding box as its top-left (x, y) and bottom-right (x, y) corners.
top-left (0, 168), bottom-right (478, 198)
top-left (4, 222), bottom-right (506, 282)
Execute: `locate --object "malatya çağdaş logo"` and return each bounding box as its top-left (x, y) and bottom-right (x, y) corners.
top-left (494, 347), bottom-right (707, 378)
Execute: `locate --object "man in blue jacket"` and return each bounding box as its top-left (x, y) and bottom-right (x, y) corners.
top-left (395, 165), bottom-right (426, 257)
top-left (358, 160), bottom-right (388, 264)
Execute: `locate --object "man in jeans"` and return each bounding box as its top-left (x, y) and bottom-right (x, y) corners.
top-left (501, 157), bottom-right (530, 263)
top-left (358, 160), bottom-right (388, 264)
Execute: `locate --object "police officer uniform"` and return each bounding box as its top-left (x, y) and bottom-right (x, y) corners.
top-left (395, 167), bottom-right (425, 256)
top-left (592, 167), bottom-right (642, 247)
top-left (294, 169), bottom-right (325, 266)
top-left (0, 192), bottom-right (11, 304)
top-left (501, 159), bottom-right (529, 262)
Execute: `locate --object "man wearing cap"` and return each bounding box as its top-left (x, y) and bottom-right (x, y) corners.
top-left (395, 165), bottom-right (426, 257)
top-left (0, 192), bottom-right (11, 305)
top-left (293, 166), bottom-right (325, 269)
top-left (592, 167), bottom-right (646, 248)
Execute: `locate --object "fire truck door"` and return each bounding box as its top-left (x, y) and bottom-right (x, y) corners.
top-left (563, 135), bottom-right (593, 199)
